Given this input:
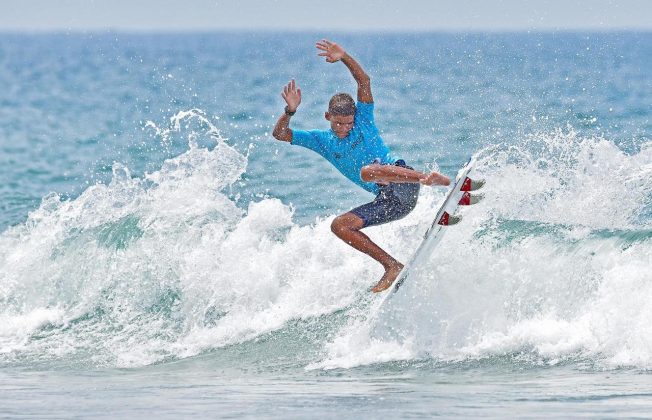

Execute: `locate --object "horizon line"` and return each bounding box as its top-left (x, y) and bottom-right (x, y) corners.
top-left (1, 28), bottom-right (651, 35)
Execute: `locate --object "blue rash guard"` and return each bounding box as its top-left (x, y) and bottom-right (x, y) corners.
top-left (291, 101), bottom-right (398, 195)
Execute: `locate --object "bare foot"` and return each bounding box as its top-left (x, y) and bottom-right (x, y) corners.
top-left (371, 263), bottom-right (404, 293)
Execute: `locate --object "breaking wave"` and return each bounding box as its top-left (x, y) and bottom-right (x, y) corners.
top-left (1, 112), bottom-right (650, 371)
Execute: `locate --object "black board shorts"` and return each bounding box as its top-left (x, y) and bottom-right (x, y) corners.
top-left (350, 160), bottom-right (420, 228)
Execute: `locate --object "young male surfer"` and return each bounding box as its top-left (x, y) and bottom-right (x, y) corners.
top-left (272, 39), bottom-right (451, 292)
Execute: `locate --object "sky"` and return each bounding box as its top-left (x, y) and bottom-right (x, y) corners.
top-left (2, 0), bottom-right (651, 32)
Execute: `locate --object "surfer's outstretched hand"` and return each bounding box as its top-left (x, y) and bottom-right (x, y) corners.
top-left (316, 39), bottom-right (346, 63)
top-left (281, 79), bottom-right (301, 112)
top-left (420, 172), bottom-right (451, 186)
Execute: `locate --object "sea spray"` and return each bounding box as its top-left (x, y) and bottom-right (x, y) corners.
top-left (0, 110), bottom-right (383, 367)
top-left (315, 129), bottom-right (652, 370)
top-left (1, 120), bottom-right (650, 370)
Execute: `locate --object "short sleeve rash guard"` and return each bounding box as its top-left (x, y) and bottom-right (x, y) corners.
top-left (291, 102), bottom-right (398, 194)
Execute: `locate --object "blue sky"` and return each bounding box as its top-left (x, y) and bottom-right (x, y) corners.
top-left (3, 0), bottom-right (651, 32)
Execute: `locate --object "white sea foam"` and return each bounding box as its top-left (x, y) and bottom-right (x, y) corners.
top-left (315, 129), bottom-right (652, 370)
top-left (0, 110), bottom-right (381, 367)
top-left (0, 116), bottom-right (650, 370)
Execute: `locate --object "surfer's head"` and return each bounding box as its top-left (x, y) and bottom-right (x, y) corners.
top-left (325, 93), bottom-right (355, 139)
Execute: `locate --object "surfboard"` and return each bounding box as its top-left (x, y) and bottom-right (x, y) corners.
top-left (378, 157), bottom-right (483, 304)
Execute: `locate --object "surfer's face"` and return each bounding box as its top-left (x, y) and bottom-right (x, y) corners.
top-left (325, 113), bottom-right (354, 139)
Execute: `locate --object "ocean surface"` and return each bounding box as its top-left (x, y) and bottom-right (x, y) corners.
top-left (0, 32), bottom-right (651, 417)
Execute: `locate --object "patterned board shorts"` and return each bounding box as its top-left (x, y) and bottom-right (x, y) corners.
top-left (350, 160), bottom-right (420, 228)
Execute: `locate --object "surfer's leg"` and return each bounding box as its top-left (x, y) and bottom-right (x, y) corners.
top-left (330, 212), bottom-right (401, 268)
top-left (331, 161), bottom-right (423, 292)
top-left (330, 212), bottom-right (404, 291)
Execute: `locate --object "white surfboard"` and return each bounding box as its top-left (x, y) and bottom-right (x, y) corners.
top-left (378, 157), bottom-right (481, 305)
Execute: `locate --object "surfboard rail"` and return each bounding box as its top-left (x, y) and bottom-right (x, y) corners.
top-left (378, 157), bottom-right (482, 306)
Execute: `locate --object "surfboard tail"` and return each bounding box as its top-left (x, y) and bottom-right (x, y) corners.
top-left (438, 211), bottom-right (463, 226)
top-left (458, 192), bottom-right (484, 205)
top-left (460, 177), bottom-right (485, 192)
top-left (380, 156), bottom-right (482, 299)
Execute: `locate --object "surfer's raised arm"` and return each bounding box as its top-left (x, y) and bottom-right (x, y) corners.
top-left (273, 79), bottom-right (301, 142)
top-left (316, 39), bottom-right (373, 104)
top-left (270, 39), bottom-right (466, 294)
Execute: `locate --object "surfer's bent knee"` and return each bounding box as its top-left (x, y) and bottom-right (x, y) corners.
top-left (331, 213), bottom-right (364, 235)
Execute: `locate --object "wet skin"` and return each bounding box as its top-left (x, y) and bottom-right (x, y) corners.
top-left (326, 113), bottom-right (355, 138)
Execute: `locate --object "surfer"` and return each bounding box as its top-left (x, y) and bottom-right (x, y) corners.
top-left (272, 39), bottom-right (450, 292)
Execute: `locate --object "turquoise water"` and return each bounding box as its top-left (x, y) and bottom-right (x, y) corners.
top-left (1, 32), bottom-right (651, 417)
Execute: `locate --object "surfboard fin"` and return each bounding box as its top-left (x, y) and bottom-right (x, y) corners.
top-left (458, 192), bottom-right (484, 205)
top-left (438, 212), bottom-right (462, 226)
top-left (460, 177), bottom-right (485, 192)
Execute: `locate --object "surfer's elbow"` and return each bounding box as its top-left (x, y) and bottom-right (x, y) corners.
top-left (360, 165), bottom-right (378, 182)
top-left (272, 128), bottom-right (292, 143)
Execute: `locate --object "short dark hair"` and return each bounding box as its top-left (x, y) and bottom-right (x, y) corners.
top-left (328, 93), bottom-right (356, 116)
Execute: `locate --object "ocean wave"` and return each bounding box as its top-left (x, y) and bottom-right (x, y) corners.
top-left (1, 115), bottom-right (650, 371)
